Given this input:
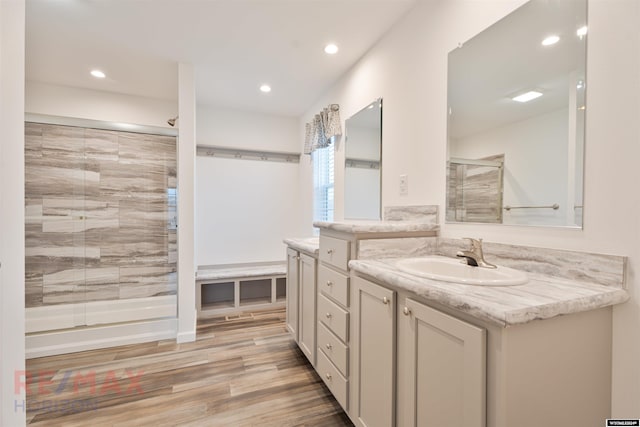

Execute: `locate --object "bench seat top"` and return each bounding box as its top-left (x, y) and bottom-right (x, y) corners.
top-left (196, 263), bottom-right (286, 282)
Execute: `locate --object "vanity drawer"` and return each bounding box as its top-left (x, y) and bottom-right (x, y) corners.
top-left (317, 321), bottom-right (349, 377)
top-left (318, 264), bottom-right (349, 307)
top-left (319, 235), bottom-right (350, 271)
top-left (317, 348), bottom-right (349, 411)
top-left (318, 293), bottom-right (349, 342)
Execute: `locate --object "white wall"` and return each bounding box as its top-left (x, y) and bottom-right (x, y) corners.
top-left (300, 0), bottom-right (640, 415)
top-left (196, 105), bottom-right (303, 265)
top-left (26, 81), bottom-right (177, 128)
top-left (0, 0), bottom-right (26, 424)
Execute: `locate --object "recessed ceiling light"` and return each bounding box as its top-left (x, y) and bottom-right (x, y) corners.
top-left (512, 90), bottom-right (543, 103)
top-left (541, 35), bottom-right (560, 46)
top-left (260, 84), bottom-right (271, 93)
top-left (90, 69), bottom-right (106, 79)
top-left (324, 44), bottom-right (339, 55)
top-left (576, 26), bottom-right (588, 37)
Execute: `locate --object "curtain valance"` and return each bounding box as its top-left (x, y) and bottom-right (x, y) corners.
top-left (304, 104), bottom-right (342, 154)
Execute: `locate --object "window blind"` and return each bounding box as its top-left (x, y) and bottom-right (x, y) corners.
top-left (312, 144), bottom-right (335, 222)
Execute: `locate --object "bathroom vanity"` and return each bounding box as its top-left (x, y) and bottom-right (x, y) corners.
top-left (286, 220), bottom-right (628, 427)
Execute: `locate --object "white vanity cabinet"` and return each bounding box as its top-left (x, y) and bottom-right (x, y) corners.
top-left (316, 233), bottom-right (352, 411)
top-left (298, 253), bottom-right (317, 365)
top-left (397, 296), bottom-right (486, 427)
top-left (286, 245), bottom-right (318, 366)
top-left (351, 276), bottom-right (396, 427)
top-left (286, 248), bottom-right (299, 341)
top-left (351, 276), bottom-right (485, 427)
top-left (351, 272), bottom-right (616, 427)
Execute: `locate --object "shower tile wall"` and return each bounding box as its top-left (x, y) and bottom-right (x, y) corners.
top-left (25, 122), bottom-right (177, 308)
top-left (446, 154), bottom-right (504, 223)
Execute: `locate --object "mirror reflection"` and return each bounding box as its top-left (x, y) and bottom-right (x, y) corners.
top-left (344, 98), bottom-right (382, 220)
top-left (446, 0), bottom-right (587, 227)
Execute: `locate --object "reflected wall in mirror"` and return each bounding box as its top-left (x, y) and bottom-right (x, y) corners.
top-left (446, 0), bottom-right (586, 228)
top-left (344, 98), bottom-right (382, 220)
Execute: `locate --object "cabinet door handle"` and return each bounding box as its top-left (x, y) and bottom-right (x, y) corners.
top-left (325, 373), bottom-right (332, 380)
top-left (382, 296), bottom-right (389, 305)
top-left (326, 280), bottom-right (333, 287)
top-left (326, 249), bottom-right (334, 255)
top-left (325, 312), bottom-right (332, 319)
top-left (326, 343), bottom-right (332, 350)
top-left (403, 306), bottom-right (411, 316)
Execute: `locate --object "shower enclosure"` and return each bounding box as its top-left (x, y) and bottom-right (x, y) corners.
top-left (446, 155), bottom-right (504, 223)
top-left (25, 120), bottom-right (177, 356)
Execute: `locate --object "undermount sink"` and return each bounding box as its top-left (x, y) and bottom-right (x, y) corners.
top-left (395, 256), bottom-right (528, 286)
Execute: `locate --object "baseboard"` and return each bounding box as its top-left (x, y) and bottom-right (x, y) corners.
top-left (26, 318), bottom-right (178, 358)
top-left (176, 311), bottom-right (197, 343)
top-left (176, 330), bottom-right (196, 343)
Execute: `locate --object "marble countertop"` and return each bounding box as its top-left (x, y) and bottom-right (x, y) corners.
top-left (313, 220), bottom-right (439, 234)
top-left (283, 237), bottom-right (319, 255)
top-left (349, 257), bottom-right (629, 328)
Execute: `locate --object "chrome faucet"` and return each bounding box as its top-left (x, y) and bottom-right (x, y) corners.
top-left (456, 237), bottom-right (496, 268)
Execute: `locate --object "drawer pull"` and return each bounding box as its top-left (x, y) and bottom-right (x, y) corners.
top-left (326, 280), bottom-right (333, 287)
top-left (403, 306), bottom-right (411, 316)
top-left (326, 343), bottom-right (332, 350)
top-left (326, 249), bottom-right (334, 255)
top-left (325, 373), bottom-right (332, 380)
top-left (383, 296), bottom-right (389, 305)
top-left (326, 312), bottom-right (332, 319)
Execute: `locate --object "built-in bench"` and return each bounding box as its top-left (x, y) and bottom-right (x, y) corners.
top-left (196, 262), bottom-right (287, 317)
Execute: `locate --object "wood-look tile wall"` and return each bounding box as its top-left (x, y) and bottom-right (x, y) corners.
top-left (25, 122), bottom-right (177, 309)
top-left (446, 154), bottom-right (504, 223)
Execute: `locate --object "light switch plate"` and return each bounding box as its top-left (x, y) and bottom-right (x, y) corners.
top-left (399, 174), bottom-right (408, 196)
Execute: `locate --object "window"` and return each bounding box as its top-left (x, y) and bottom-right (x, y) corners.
top-left (312, 144), bottom-right (334, 222)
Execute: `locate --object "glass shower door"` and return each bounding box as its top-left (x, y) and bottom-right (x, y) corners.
top-left (25, 122), bottom-right (87, 329)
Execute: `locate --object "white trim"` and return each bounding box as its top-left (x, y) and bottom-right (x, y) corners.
top-left (26, 318), bottom-right (177, 359)
top-left (26, 296), bottom-right (177, 333)
top-left (177, 63), bottom-right (197, 344)
top-left (176, 314), bottom-right (196, 343)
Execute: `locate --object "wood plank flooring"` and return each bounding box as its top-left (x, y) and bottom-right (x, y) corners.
top-left (25, 308), bottom-right (353, 426)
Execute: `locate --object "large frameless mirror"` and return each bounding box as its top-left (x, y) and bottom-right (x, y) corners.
top-left (446, 0), bottom-right (587, 227)
top-left (344, 98), bottom-right (382, 220)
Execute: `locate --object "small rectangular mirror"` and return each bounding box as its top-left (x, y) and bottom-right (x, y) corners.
top-left (344, 98), bottom-right (382, 220)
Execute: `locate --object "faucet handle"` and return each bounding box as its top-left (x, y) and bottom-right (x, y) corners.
top-left (462, 237), bottom-right (482, 249)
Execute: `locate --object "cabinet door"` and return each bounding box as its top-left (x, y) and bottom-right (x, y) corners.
top-left (352, 276), bottom-right (396, 427)
top-left (399, 298), bottom-right (486, 427)
top-left (299, 253), bottom-right (317, 365)
top-left (286, 248), bottom-right (299, 341)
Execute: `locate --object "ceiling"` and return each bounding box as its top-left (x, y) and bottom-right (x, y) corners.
top-left (26, 0), bottom-right (416, 117)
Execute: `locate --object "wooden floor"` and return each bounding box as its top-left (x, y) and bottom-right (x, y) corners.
top-left (26, 308), bottom-right (353, 426)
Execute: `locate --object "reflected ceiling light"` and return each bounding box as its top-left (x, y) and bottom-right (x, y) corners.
top-left (259, 84), bottom-right (271, 93)
top-left (577, 26), bottom-right (588, 38)
top-left (324, 43), bottom-right (339, 55)
top-left (90, 69), bottom-right (106, 79)
top-left (577, 80), bottom-right (585, 89)
top-left (541, 35), bottom-right (560, 46)
top-left (512, 90), bottom-right (543, 103)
